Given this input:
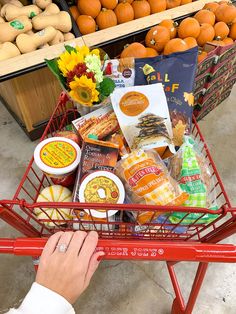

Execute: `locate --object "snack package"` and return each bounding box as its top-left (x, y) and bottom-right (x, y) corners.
top-left (116, 149), bottom-right (189, 225)
top-left (103, 57), bottom-right (135, 88)
top-left (168, 136), bottom-right (218, 224)
top-left (72, 104), bottom-right (120, 141)
top-left (135, 47), bottom-right (198, 146)
top-left (106, 131), bottom-right (131, 157)
top-left (73, 209), bottom-right (118, 231)
top-left (73, 138), bottom-right (119, 202)
top-left (111, 84), bottom-right (175, 154)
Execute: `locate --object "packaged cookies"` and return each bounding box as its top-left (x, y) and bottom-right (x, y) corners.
top-left (116, 149), bottom-right (189, 225)
top-left (111, 84), bottom-right (175, 154)
top-left (135, 48), bottom-right (198, 146)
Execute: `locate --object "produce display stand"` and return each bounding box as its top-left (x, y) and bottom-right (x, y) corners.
top-left (0, 93), bottom-right (236, 313)
top-left (0, 0), bottom-right (224, 140)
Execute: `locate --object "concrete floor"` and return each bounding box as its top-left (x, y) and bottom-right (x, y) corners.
top-left (0, 87), bottom-right (235, 314)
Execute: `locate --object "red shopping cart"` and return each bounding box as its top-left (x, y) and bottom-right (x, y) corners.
top-left (0, 92), bottom-right (236, 314)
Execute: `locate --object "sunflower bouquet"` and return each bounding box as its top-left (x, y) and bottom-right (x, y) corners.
top-left (46, 45), bottom-right (115, 110)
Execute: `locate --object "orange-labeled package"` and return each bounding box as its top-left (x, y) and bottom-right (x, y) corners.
top-left (116, 149), bottom-right (189, 224)
top-left (73, 210), bottom-right (117, 231)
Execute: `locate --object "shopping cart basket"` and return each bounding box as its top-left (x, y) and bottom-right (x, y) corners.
top-left (0, 92), bottom-right (236, 314)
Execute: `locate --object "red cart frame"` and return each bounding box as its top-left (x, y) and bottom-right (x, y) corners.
top-left (0, 93), bottom-right (236, 314)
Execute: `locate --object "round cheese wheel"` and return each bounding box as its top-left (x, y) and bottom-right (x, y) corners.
top-left (35, 185), bottom-right (72, 227)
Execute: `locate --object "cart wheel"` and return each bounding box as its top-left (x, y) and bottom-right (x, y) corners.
top-left (171, 298), bottom-right (185, 314)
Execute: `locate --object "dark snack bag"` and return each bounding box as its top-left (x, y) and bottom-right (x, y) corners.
top-left (135, 47), bottom-right (198, 146)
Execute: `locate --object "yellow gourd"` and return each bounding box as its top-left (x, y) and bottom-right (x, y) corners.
top-left (0, 16), bottom-right (32, 43)
top-left (16, 26), bottom-right (57, 53)
top-left (0, 42), bottom-right (20, 61)
top-left (4, 4), bottom-right (41, 21)
top-left (32, 11), bottom-right (72, 32)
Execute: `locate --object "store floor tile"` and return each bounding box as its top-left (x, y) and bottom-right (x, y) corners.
top-left (0, 86), bottom-right (235, 314)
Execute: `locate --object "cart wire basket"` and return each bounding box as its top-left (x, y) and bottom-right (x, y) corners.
top-left (0, 92), bottom-right (236, 314)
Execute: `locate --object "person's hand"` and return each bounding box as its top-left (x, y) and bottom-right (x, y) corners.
top-left (36, 231), bottom-right (104, 304)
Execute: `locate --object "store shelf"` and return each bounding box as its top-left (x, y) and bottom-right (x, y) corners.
top-left (0, 37), bottom-right (85, 82)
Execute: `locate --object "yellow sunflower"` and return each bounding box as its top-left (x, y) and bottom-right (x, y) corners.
top-left (76, 46), bottom-right (90, 57)
top-left (69, 75), bottom-right (99, 107)
top-left (58, 50), bottom-right (84, 77)
top-left (91, 49), bottom-right (100, 57)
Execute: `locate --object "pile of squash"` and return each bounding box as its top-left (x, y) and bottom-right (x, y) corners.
top-left (119, 1), bottom-right (236, 63)
top-left (70, 0), bottom-right (195, 35)
top-left (0, 0), bottom-right (74, 61)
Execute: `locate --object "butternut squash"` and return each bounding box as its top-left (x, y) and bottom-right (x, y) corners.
top-left (16, 26), bottom-right (57, 53)
top-left (0, 16), bottom-right (32, 42)
top-left (34, 0), bottom-right (52, 10)
top-left (39, 3), bottom-right (60, 16)
top-left (4, 4), bottom-right (41, 21)
top-left (32, 11), bottom-right (72, 32)
top-left (49, 30), bottom-right (64, 45)
top-left (63, 32), bottom-right (75, 41)
top-left (0, 42), bottom-right (20, 61)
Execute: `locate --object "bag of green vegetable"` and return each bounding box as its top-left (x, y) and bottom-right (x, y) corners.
top-left (168, 136), bottom-right (218, 224)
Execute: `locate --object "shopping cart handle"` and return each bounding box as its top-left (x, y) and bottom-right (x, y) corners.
top-left (0, 238), bottom-right (236, 263)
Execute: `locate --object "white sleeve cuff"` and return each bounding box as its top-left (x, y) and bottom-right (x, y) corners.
top-left (11, 282), bottom-right (75, 314)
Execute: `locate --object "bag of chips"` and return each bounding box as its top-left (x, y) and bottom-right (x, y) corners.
top-left (135, 47), bottom-right (198, 146)
top-left (116, 149), bottom-right (189, 225)
top-left (168, 136), bottom-right (218, 224)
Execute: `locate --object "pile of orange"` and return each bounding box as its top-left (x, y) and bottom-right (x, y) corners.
top-left (69, 0), bottom-right (195, 35)
top-left (119, 1), bottom-right (236, 62)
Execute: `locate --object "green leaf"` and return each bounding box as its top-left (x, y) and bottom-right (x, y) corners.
top-left (99, 77), bottom-right (115, 97)
top-left (45, 58), bottom-right (67, 89)
top-left (64, 45), bottom-right (77, 54)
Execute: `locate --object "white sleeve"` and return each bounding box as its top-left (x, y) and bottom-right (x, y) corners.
top-left (7, 282), bottom-right (75, 314)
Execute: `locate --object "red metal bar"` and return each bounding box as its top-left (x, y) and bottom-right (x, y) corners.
top-left (0, 238), bottom-right (236, 263)
top-left (167, 263), bottom-right (185, 312)
top-left (185, 263), bottom-right (208, 313)
top-left (0, 205), bottom-right (40, 237)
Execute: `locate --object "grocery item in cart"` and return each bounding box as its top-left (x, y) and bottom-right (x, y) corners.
top-left (73, 209), bottom-right (117, 231)
top-left (106, 131), bottom-right (130, 157)
top-left (134, 47), bottom-right (198, 146)
top-left (111, 83), bottom-right (175, 154)
top-left (34, 137), bottom-right (81, 179)
top-left (54, 130), bottom-right (80, 146)
top-left (103, 57), bottom-right (135, 88)
top-left (116, 149), bottom-right (189, 225)
top-left (168, 136), bottom-right (218, 224)
top-left (72, 104), bottom-right (120, 141)
top-left (35, 185), bottom-right (72, 227)
top-left (73, 137), bottom-right (119, 202)
top-left (78, 171), bottom-right (125, 218)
